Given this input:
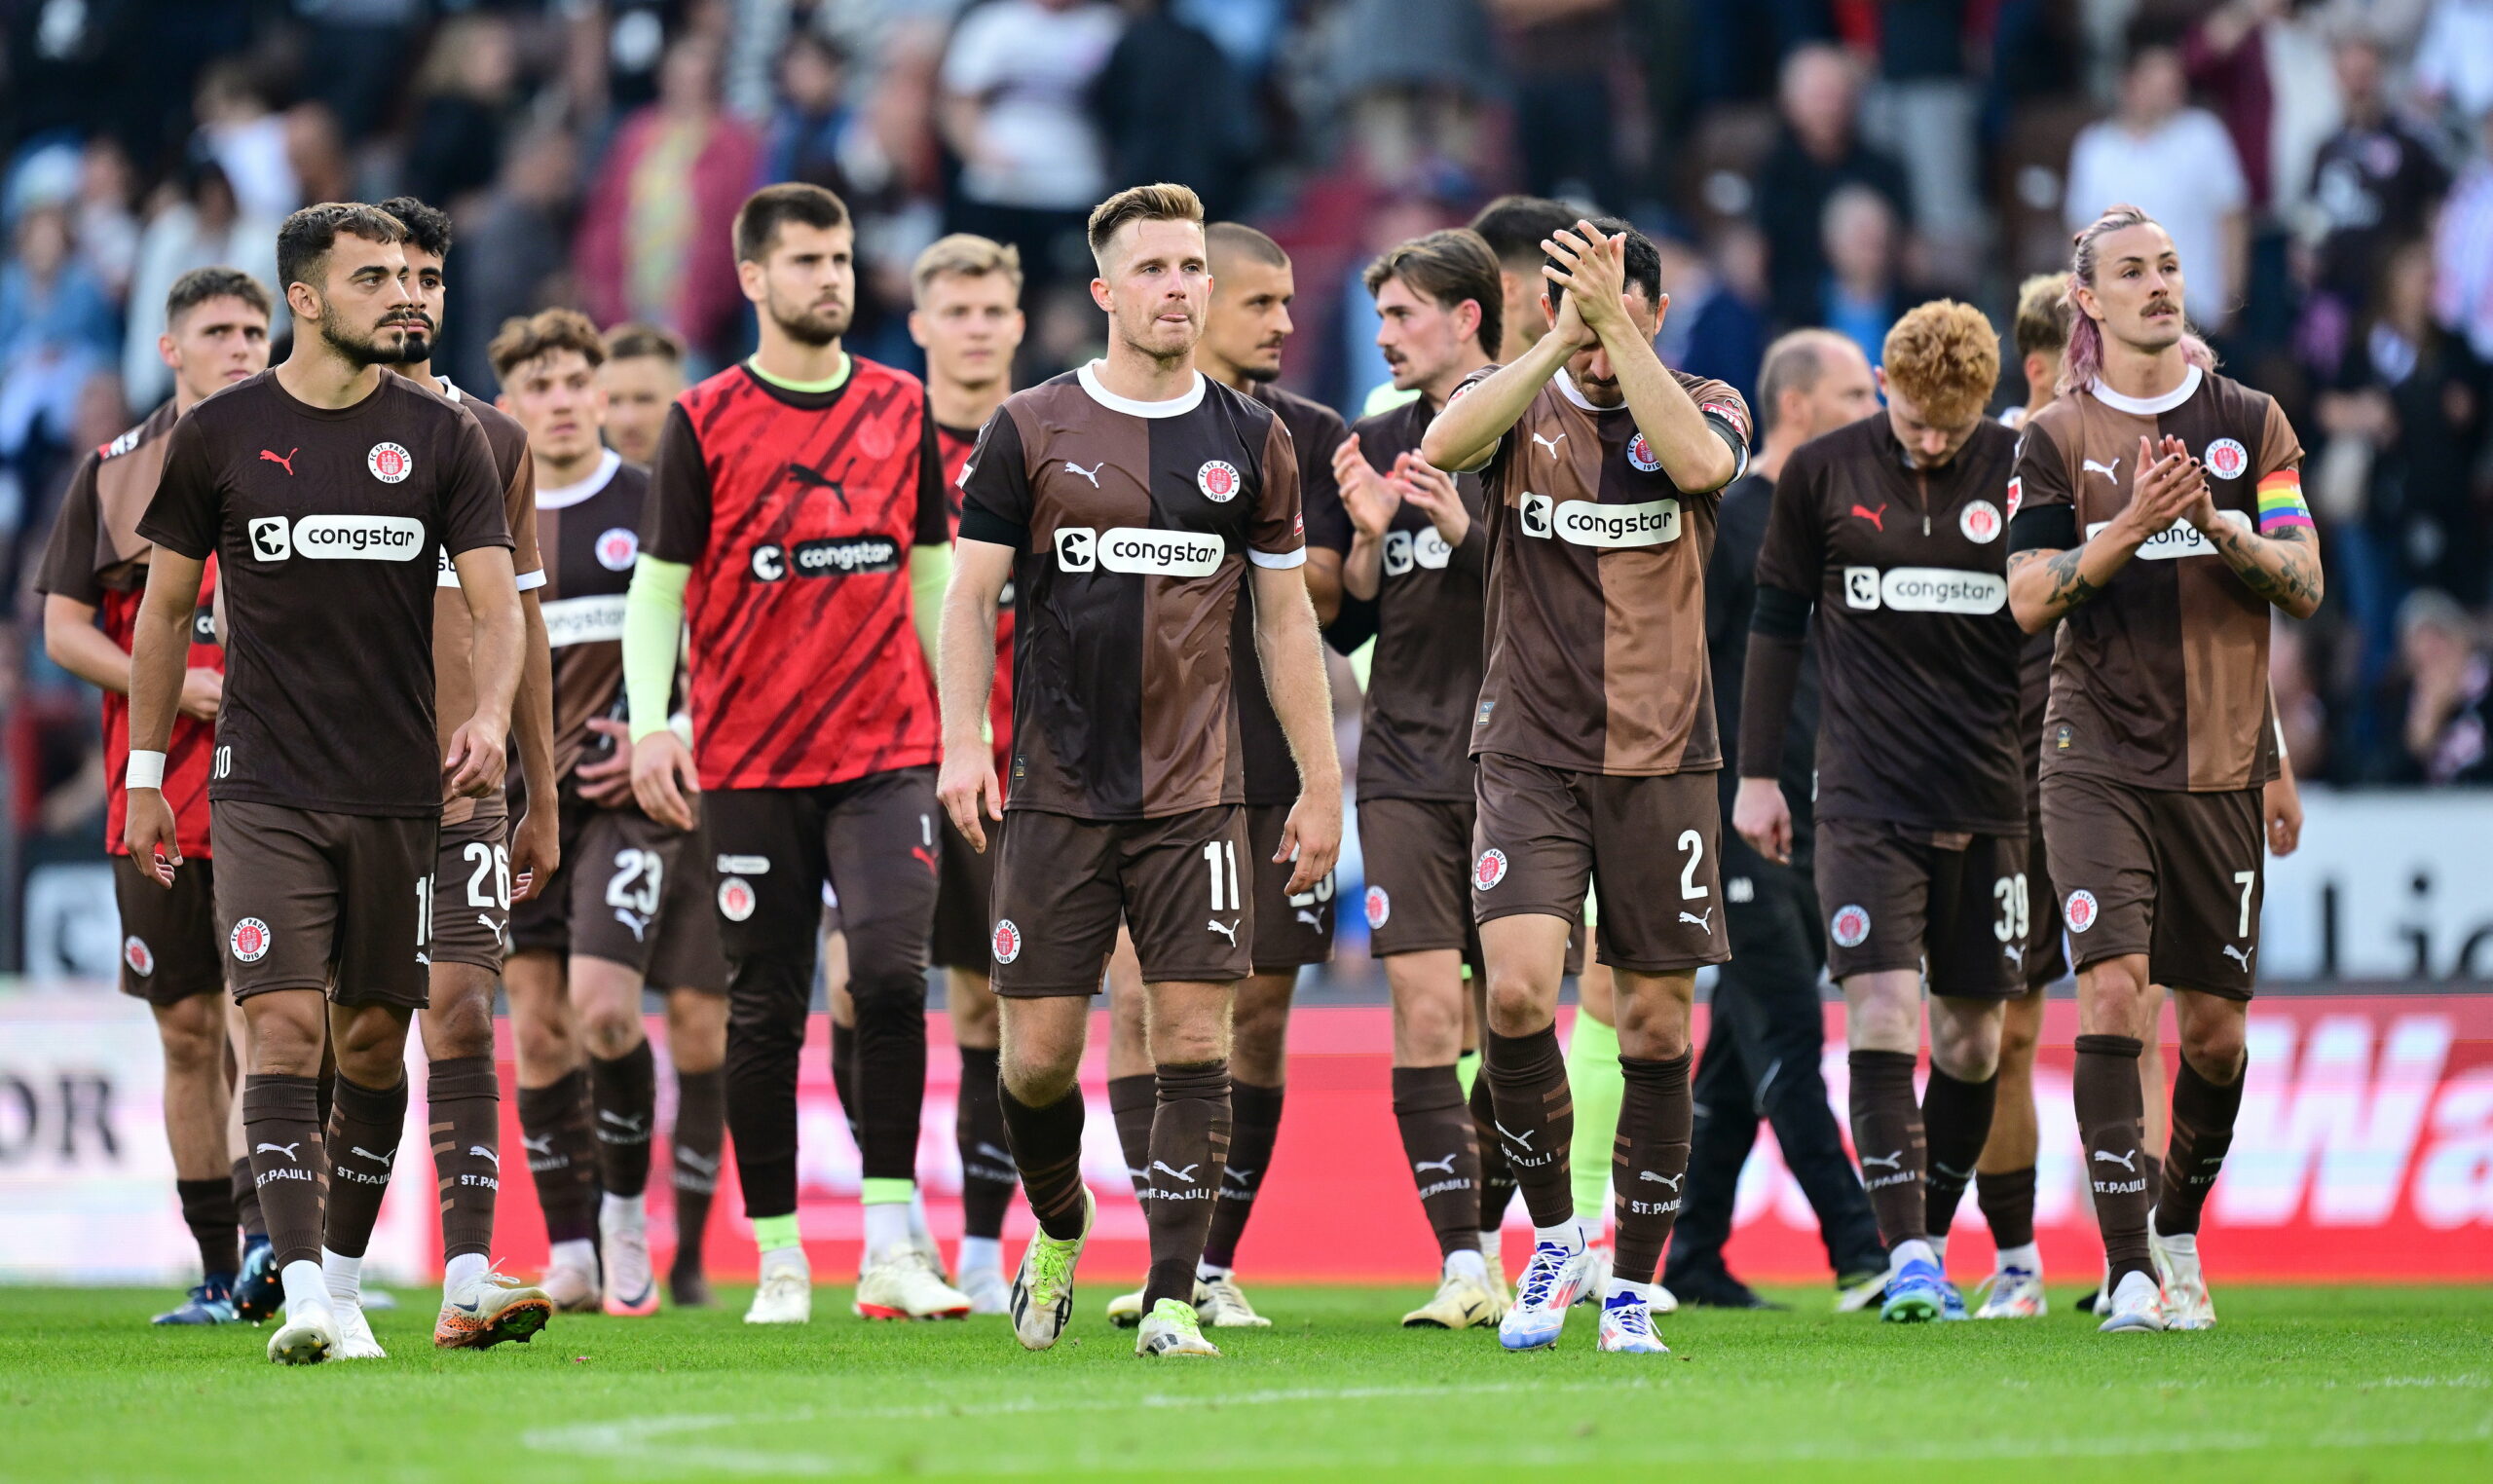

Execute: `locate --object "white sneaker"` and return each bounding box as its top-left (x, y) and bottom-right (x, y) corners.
top-left (957, 1265), bottom-right (1010, 1316)
top-left (331, 1302), bottom-right (387, 1359)
top-left (1135, 1297), bottom-right (1221, 1357)
top-left (601, 1205), bottom-right (658, 1317)
top-left (267, 1300), bottom-right (337, 1365)
top-left (745, 1257), bottom-right (813, 1324)
top-left (854, 1245), bottom-right (972, 1320)
top-left (1975, 1264), bottom-right (2048, 1318)
top-left (1010, 1187), bottom-right (1093, 1352)
top-left (1573, 1234), bottom-right (1613, 1308)
top-left (1478, 1231), bottom-right (1511, 1316)
top-left (1498, 1238), bottom-right (1593, 1351)
top-left (542, 1253), bottom-right (599, 1315)
top-left (1401, 1267), bottom-right (1501, 1329)
top-left (1595, 1288), bottom-right (1669, 1354)
top-left (2153, 1226), bottom-right (2215, 1330)
top-left (2097, 1269), bottom-right (2167, 1333)
top-left (1196, 1272), bottom-right (1270, 1328)
top-left (1107, 1278), bottom-right (1209, 1327)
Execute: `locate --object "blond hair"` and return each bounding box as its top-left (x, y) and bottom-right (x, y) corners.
top-left (2011, 272), bottom-right (2074, 360)
top-left (912, 234), bottom-right (1023, 305)
top-left (1882, 300), bottom-right (2000, 428)
top-left (1086, 183), bottom-right (1205, 269)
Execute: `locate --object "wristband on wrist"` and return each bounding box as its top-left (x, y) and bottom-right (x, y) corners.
top-left (127, 750), bottom-right (167, 792)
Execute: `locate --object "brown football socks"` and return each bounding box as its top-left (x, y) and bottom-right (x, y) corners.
top-left (1847, 1049), bottom-right (1926, 1246)
top-left (1000, 1083), bottom-right (1090, 1242)
top-left (1921, 1065), bottom-right (1996, 1242)
top-left (670, 1066), bottom-right (726, 1277)
top-left (954, 1046), bottom-right (1017, 1242)
top-left (242, 1075), bottom-right (326, 1269)
top-left (1470, 1068), bottom-right (1517, 1238)
top-left (2074, 1033), bottom-right (2153, 1283)
top-left (322, 1071), bottom-right (406, 1260)
top-left (1393, 1065), bottom-right (1481, 1259)
top-left (1107, 1072), bottom-right (1157, 1201)
top-left (1201, 1080), bottom-right (1281, 1272)
top-left (427, 1056), bottom-right (501, 1262)
top-left (590, 1039), bottom-right (657, 1199)
top-left (1611, 1051), bottom-right (1693, 1286)
top-left (231, 1155), bottom-right (266, 1241)
top-left (1139, 1059), bottom-right (1230, 1311)
top-left (2159, 1053), bottom-right (2245, 1236)
top-left (175, 1178), bottom-right (239, 1280)
top-left (1484, 1025), bottom-right (1575, 1230)
top-left (1976, 1166), bottom-right (2037, 1251)
top-left (517, 1069), bottom-right (600, 1245)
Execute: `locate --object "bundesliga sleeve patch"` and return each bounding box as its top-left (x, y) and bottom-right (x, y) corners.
top-left (2255, 470), bottom-right (2313, 534)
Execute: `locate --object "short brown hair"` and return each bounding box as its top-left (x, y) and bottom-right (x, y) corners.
top-left (488, 308), bottom-right (607, 384)
top-left (1755, 328), bottom-right (1856, 432)
top-left (1362, 229), bottom-right (1503, 358)
top-left (275, 202), bottom-right (407, 296)
top-left (166, 267), bottom-right (273, 329)
top-left (732, 182), bottom-right (849, 265)
top-left (1881, 300), bottom-right (1999, 428)
top-left (2011, 272), bottom-right (2074, 360)
top-left (1207, 221), bottom-right (1288, 273)
top-left (602, 322), bottom-right (685, 365)
top-left (1086, 182), bottom-right (1204, 268)
top-left (912, 234), bottom-right (1023, 305)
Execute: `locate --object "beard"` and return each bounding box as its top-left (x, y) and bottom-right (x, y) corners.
top-left (321, 315), bottom-right (408, 369)
top-left (769, 293), bottom-right (849, 348)
top-left (387, 312), bottom-right (436, 364)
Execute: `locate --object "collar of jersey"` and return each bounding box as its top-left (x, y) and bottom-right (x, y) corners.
top-left (1552, 367), bottom-right (1608, 414)
top-left (744, 352), bottom-right (851, 395)
top-left (1078, 359), bottom-right (1206, 418)
top-left (2084, 362), bottom-right (2202, 417)
top-left (537, 448), bottom-right (623, 510)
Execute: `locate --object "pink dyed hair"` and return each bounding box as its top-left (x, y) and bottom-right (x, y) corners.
top-left (2057, 204), bottom-right (2217, 394)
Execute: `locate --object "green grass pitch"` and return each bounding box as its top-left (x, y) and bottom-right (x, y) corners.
top-left (3, 1284), bottom-right (2488, 1481)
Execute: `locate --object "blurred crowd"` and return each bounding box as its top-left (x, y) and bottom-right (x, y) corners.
top-left (5, 0), bottom-right (2493, 909)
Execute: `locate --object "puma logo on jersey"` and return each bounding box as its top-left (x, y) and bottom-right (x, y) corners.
top-left (1414, 1155), bottom-right (1459, 1174)
top-left (1638, 1170), bottom-right (1684, 1191)
top-left (478, 914), bottom-right (505, 946)
top-left (1150, 1161), bottom-right (1201, 1184)
top-left (1063, 461), bottom-right (1104, 487)
top-left (1295, 909), bottom-right (1321, 928)
top-left (784, 462), bottom-right (849, 507)
top-left (1679, 907), bottom-right (1714, 931)
top-left (2223, 944), bottom-right (2254, 970)
top-left (2084, 457), bottom-right (2122, 482)
top-left (1207, 919), bottom-right (1238, 945)
top-left (2093, 1148), bottom-right (2139, 1171)
top-left (2004, 944), bottom-right (2025, 964)
top-left (1531, 432), bottom-right (1567, 457)
top-left (1495, 1121), bottom-right (1535, 1150)
top-left (613, 907), bottom-right (651, 942)
top-left (1850, 502), bottom-right (1886, 530)
top-left (258, 448), bottom-right (297, 476)
top-left (255, 1142), bottom-right (302, 1162)
top-left (1861, 1150), bottom-right (1903, 1171)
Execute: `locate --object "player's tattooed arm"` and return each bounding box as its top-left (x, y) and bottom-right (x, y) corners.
top-left (2009, 434), bottom-right (2201, 631)
top-left (2007, 546), bottom-right (2101, 618)
top-left (2202, 517), bottom-right (2325, 619)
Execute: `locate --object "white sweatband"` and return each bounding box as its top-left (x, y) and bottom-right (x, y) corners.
top-left (127, 750), bottom-right (167, 792)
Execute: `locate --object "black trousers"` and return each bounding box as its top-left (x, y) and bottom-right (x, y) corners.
top-left (1665, 842), bottom-right (1886, 1283)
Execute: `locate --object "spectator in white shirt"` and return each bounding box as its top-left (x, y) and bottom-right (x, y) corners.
top-left (938, 0), bottom-right (1124, 294)
top-left (2065, 38), bottom-right (2251, 331)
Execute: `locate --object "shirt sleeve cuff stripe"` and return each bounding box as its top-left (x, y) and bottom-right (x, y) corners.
top-left (516, 569), bottom-right (548, 591)
top-left (1248, 546), bottom-right (1308, 570)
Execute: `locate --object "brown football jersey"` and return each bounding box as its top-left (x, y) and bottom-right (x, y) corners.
top-left (531, 449), bottom-right (650, 784)
top-left (424, 377), bottom-right (543, 824)
top-left (2011, 366), bottom-right (2299, 792)
top-left (1233, 380), bottom-right (1347, 805)
top-left (1752, 413), bottom-right (2026, 835)
top-left (1350, 391), bottom-right (1489, 803)
top-left (1468, 365), bottom-right (1750, 776)
top-left (136, 369), bottom-right (512, 818)
top-left (957, 362), bottom-right (1305, 820)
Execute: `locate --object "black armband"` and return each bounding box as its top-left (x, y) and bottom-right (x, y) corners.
top-left (2007, 505), bottom-right (2079, 555)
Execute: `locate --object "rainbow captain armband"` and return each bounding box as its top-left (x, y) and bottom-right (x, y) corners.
top-left (2256, 470), bottom-right (2314, 534)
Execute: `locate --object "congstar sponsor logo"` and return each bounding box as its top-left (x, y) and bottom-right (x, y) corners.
top-left (1054, 527), bottom-right (1223, 576)
top-left (748, 536), bottom-right (903, 580)
top-left (1382, 527), bottom-right (1453, 575)
top-left (1523, 497), bottom-right (1682, 547)
top-left (252, 515), bottom-right (427, 562)
top-left (2083, 510), bottom-right (2250, 560)
top-left (540, 595), bottom-right (629, 647)
top-left (1841, 566), bottom-right (2008, 613)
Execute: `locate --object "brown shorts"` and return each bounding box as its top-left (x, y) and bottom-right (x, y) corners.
top-left (511, 798), bottom-right (727, 991)
top-left (930, 805), bottom-right (992, 972)
top-left (2041, 772), bottom-right (2264, 999)
top-left (1358, 795), bottom-right (1482, 967)
top-left (113, 852), bottom-right (221, 1005)
top-left (990, 805), bottom-right (1249, 995)
top-left (210, 799), bottom-right (433, 1007)
top-left (1815, 818), bottom-right (2028, 998)
top-left (429, 803), bottom-right (512, 973)
top-left (1246, 800), bottom-right (1334, 974)
top-left (1470, 753), bottom-right (1729, 974)
top-left (2025, 809), bottom-right (2068, 992)
top-left (706, 768), bottom-right (939, 980)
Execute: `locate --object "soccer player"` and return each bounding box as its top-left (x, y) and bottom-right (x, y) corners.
top-left (625, 182), bottom-right (968, 1324)
top-left (1334, 227), bottom-right (1508, 1328)
top-left (490, 308), bottom-right (733, 1316)
top-left (597, 324), bottom-right (686, 465)
top-left (36, 267), bottom-right (270, 1326)
top-left (1421, 218), bottom-right (1750, 1354)
top-left (1468, 196), bottom-right (1584, 366)
top-left (1666, 328), bottom-right (1889, 1313)
top-left (2008, 205), bottom-right (2322, 1333)
top-left (940, 183), bottom-right (1340, 1360)
top-left (1733, 303), bottom-right (2026, 1323)
top-left (126, 202), bottom-right (535, 1364)
top-left (1098, 221), bottom-right (1349, 1332)
top-left (907, 232), bottom-right (1028, 1313)
top-left (366, 196), bottom-right (559, 1351)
